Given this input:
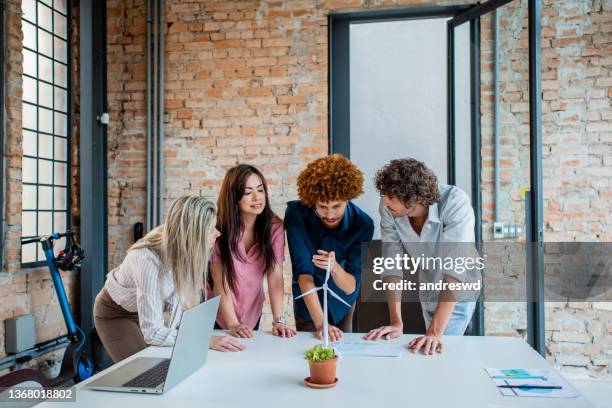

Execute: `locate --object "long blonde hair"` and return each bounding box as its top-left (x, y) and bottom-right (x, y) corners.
top-left (129, 195), bottom-right (217, 307)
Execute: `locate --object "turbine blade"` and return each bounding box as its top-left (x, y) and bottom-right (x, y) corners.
top-left (294, 286), bottom-right (322, 300)
top-left (327, 289), bottom-right (351, 308)
top-left (325, 257), bottom-right (332, 283)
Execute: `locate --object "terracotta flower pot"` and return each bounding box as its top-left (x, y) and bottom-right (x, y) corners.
top-left (308, 356), bottom-right (338, 385)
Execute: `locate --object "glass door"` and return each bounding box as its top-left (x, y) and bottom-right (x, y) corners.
top-left (448, 0), bottom-right (544, 352)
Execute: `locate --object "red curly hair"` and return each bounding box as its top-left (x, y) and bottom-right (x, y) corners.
top-left (296, 154), bottom-right (364, 207)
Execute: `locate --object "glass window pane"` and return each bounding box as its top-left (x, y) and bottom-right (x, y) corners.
top-left (23, 21), bottom-right (37, 50)
top-left (22, 242), bottom-right (37, 263)
top-left (21, 0), bottom-right (72, 263)
top-left (38, 29), bottom-right (53, 58)
top-left (54, 87), bottom-right (67, 112)
top-left (54, 213), bottom-right (67, 234)
top-left (39, 134), bottom-right (53, 159)
top-left (22, 103), bottom-right (37, 131)
top-left (39, 81), bottom-right (53, 108)
top-left (54, 112), bottom-right (67, 136)
top-left (39, 55), bottom-right (53, 82)
top-left (23, 50), bottom-right (37, 77)
top-left (23, 76), bottom-right (37, 103)
top-left (37, 3), bottom-right (53, 32)
top-left (54, 137), bottom-right (67, 161)
top-left (54, 162), bottom-right (67, 186)
top-left (39, 160), bottom-right (53, 184)
top-left (53, 236), bottom-right (66, 256)
top-left (22, 211), bottom-right (37, 237)
top-left (454, 23), bottom-right (472, 198)
top-left (23, 130), bottom-right (38, 156)
top-left (39, 107), bottom-right (53, 133)
top-left (23, 157), bottom-right (37, 183)
top-left (22, 0), bottom-right (36, 22)
top-left (55, 0), bottom-right (67, 14)
top-left (37, 244), bottom-right (45, 262)
top-left (54, 187), bottom-right (67, 210)
top-left (39, 186), bottom-right (53, 210)
top-left (38, 212), bottom-right (52, 236)
top-left (349, 19), bottom-right (449, 238)
top-left (22, 185), bottom-right (37, 210)
top-left (54, 12), bottom-right (67, 39)
top-left (54, 62), bottom-right (67, 87)
top-left (54, 38), bottom-right (67, 63)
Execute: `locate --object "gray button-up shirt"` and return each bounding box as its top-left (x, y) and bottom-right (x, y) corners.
top-left (379, 184), bottom-right (480, 302)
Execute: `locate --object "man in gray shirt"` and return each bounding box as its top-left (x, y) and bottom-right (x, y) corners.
top-left (364, 158), bottom-right (480, 355)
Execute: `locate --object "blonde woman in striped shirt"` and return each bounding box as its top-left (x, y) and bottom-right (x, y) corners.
top-left (93, 195), bottom-right (245, 363)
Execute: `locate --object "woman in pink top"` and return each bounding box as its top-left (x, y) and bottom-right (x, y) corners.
top-left (207, 164), bottom-right (296, 338)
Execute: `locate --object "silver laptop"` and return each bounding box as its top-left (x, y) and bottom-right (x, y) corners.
top-left (86, 296), bottom-right (220, 394)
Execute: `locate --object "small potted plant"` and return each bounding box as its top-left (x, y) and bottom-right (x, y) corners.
top-left (304, 344), bottom-right (338, 388)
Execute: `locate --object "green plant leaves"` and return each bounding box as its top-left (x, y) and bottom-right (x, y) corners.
top-left (305, 344), bottom-right (336, 362)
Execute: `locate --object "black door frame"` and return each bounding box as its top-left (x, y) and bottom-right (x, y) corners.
top-left (329, 0), bottom-right (545, 354)
top-left (329, 3), bottom-right (482, 336)
top-left (329, 4), bottom-right (472, 159)
top-left (0, 0), bottom-right (5, 268)
top-left (80, 0), bottom-right (109, 367)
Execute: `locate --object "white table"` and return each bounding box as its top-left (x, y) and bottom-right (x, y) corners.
top-left (37, 331), bottom-right (594, 408)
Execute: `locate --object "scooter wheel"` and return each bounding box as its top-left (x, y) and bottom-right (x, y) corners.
top-left (74, 353), bottom-right (94, 382)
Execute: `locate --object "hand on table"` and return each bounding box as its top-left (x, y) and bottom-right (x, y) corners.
top-left (315, 323), bottom-right (343, 342)
top-left (209, 335), bottom-right (245, 352)
top-left (363, 323), bottom-right (403, 341)
top-left (272, 322), bottom-right (296, 338)
top-left (228, 323), bottom-right (254, 338)
top-left (408, 335), bottom-right (443, 355)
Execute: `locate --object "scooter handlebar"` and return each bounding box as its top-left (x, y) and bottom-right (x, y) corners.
top-left (21, 230), bottom-right (73, 244)
top-left (21, 237), bottom-right (41, 244)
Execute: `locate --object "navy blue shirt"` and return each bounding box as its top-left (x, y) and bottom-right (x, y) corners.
top-left (285, 200), bottom-right (374, 324)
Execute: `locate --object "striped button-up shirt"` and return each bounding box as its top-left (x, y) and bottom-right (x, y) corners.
top-left (104, 248), bottom-right (182, 346)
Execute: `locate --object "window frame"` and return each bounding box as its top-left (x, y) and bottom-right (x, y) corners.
top-left (1, 0), bottom-right (5, 268)
top-left (20, 0), bottom-right (72, 268)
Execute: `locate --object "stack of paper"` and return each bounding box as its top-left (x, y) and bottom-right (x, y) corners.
top-left (333, 341), bottom-right (404, 357)
top-left (486, 368), bottom-right (580, 398)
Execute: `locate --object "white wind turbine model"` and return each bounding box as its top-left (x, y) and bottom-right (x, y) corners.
top-left (295, 255), bottom-right (351, 347)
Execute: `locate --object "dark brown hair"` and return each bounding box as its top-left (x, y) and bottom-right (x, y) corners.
top-left (213, 164), bottom-right (277, 293)
top-left (296, 154), bottom-right (364, 207)
top-left (374, 158), bottom-right (441, 207)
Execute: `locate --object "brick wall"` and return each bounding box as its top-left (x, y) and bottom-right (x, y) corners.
top-left (541, 0), bottom-right (610, 379)
top-left (106, 0), bottom-right (485, 329)
top-left (478, 0), bottom-right (611, 379)
top-left (0, 0), bottom-right (80, 376)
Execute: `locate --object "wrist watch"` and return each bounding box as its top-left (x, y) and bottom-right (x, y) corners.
top-left (273, 316), bottom-right (287, 326)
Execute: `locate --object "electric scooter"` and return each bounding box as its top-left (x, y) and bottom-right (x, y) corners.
top-left (21, 231), bottom-right (94, 383)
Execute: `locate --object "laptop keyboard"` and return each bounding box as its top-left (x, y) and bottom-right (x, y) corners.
top-left (123, 359), bottom-right (171, 389)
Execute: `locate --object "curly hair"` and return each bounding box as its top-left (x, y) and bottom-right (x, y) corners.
top-left (374, 158), bottom-right (440, 207)
top-left (297, 154), bottom-right (364, 207)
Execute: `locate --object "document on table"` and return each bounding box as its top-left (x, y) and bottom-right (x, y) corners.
top-left (333, 341), bottom-right (404, 357)
top-left (485, 368), bottom-right (580, 398)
